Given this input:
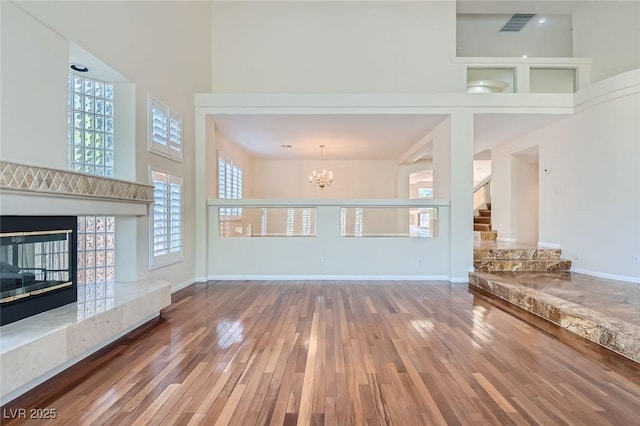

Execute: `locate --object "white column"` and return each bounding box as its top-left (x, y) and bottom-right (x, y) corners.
top-left (114, 216), bottom-right (137, 281)
top-left (516, 64), bottom-right (530, 93)
top-left (449, 111), bottom-right (474, 281)
top-left (194, 110), bottom-right (208, 280)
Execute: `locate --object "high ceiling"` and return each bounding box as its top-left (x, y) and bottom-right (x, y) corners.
top-left (213, 113), bottom-right (567, 161)
top-left (214, 114), bottom-right (447, 160)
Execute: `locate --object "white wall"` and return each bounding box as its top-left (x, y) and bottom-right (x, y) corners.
top-left (208, 204), bottom-right (451, 278)
top-left (252, 159), bottom-right (398, 199)
top-left (0, 2), bottom-right (68, 168)
top-left (3, 1), bottom-right (212, 287)
top-left (530, 68), bottom-right (576, 94)
top-left (457, 14), bottom-right (573, 58)
top-left (511, 152), bottom-right (539, 243)
top-left (492, 76), bottom-right (640, 280)
top-left (211, 1), bottom-right (463, 93)
top-left (573, 2), bottom-right (640, 83)
top-left (431, 118), bottom-right (452, 200)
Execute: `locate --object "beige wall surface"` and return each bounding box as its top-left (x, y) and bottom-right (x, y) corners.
top-left (211, 1), bottom-right (463, 93)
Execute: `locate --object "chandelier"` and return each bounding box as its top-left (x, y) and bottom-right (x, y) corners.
top-left (308, 145), bottom-right (333, 189)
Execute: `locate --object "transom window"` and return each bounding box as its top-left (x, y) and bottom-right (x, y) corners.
top-left (148, 96), bottom-right (183, 162)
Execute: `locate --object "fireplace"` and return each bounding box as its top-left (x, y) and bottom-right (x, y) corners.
top-left (0, 216), bottom-right (77, 326)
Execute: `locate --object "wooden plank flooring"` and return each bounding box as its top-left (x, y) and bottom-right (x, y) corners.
top-left (3, 280), bottom-right (640, 425)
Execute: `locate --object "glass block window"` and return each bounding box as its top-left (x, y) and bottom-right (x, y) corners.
top-left (68, 74), bottom-right (114, 177)
top-left (148, 96), bottom-right (183, 161)
top-left (151, 170), bottom-right (183, 268)
top-left (77, 216), bottom-right (115, 287)
top-left (218, 154), bottom-right (243, 217)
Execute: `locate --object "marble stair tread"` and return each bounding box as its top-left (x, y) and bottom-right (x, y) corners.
top-left (473, 259), bottom-right (571, 272)
top-left (468, 271), bottom-right (640, 363)
top-left (474, 230), bottom-right (498, 241)
top-left (474, 248), bottom-right (563, 260)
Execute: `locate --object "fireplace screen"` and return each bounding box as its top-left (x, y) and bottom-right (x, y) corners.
top-left (0, 230), bottom-right (73, 304)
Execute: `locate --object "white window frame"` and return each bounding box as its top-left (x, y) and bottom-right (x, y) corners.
top-left (148, 95), bottom-right (183, 162)
top-left (149, 168), bottom-right (183, 269)
top-left (218, 153), bottom-right (243, 217)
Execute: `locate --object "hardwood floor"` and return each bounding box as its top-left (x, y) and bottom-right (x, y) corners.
top-left (3, 281), bottom-right (640, 425)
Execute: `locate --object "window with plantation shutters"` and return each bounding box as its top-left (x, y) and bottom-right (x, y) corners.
top-left (148, 96), bottom-right (182, 162)
top-left (150, 169), bottom-right (183, 268)
top-left (218, 154), bottom-right (243, 217)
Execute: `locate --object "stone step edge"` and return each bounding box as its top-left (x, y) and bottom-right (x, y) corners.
top-left (474, 248), bottom-right (562, 260)
top-left (468, 272), bottom-right (640, 364)
top-left (473, 259), bottom-right (571, 272)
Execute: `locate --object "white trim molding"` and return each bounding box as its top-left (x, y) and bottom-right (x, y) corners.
top-left (537, 241), bottom-right (562, 249)
top-left (571, 268), bottom-right (640, 284)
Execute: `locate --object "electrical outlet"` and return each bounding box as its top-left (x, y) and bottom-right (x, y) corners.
top-left (318, 256), bottom-right (325, 265)
top-left (417, 257), bottom-right (423, 265)
top-left (575, 251), bottom-right (581, 260)
top-left (633, 255), bottom-right (640, 264)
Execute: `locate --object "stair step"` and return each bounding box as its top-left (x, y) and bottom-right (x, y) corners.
top-left (473, 248), bottom-right (562, 260)
top-left (473, 259), bottom-right (571, 272)
top-left (476, 230), bottom-right (497, 241)
top-left (479, 209), bottom-right (492, 217)
top-left (486, 202), bottom-right (491, 210)
top-left (474, 216), bottom-right (491, 224)
top-left (474, 223), bottom-right (491, 232)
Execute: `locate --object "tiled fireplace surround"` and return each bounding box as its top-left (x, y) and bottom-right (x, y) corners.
top-left (0, 160), bottom-right (172, 404)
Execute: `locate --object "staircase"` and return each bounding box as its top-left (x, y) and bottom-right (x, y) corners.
top-left (473, 247), bottom-right (571, 272)
top-left (474, 203), bottom-right (497, 241)
top-left (472, 204), bottom-right (571, 273)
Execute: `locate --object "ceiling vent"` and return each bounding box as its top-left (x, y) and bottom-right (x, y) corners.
top-left (500, 14), bottom-right (535, 32)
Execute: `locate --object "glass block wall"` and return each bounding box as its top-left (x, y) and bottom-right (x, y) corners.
top-left (76, 216), bottom-right (116, 319)
top-left (68, 73), bottom-right (117, 318)
top-left (68, 74), bottom-right (114, 177)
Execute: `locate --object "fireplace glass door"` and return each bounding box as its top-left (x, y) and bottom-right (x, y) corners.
top-left (0, 230), bottom-right (73, 304)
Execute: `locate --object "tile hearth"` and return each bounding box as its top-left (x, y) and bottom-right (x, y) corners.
top-left (0, 280), bottom-right (171, 404)
top-left (469, 271), bottom-right (640, 363)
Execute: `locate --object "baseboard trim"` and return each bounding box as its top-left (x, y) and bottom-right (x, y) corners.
top-left (207, 275), bottom-right (454, 282)
top-left (171, 277), bottom-right (198, 293)
top-left (538, 241), bottom-right (562, 249)
top-left (571, 267), bottom-right (640, 284)
top-left (497, 237), bottom-right (516, 243)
